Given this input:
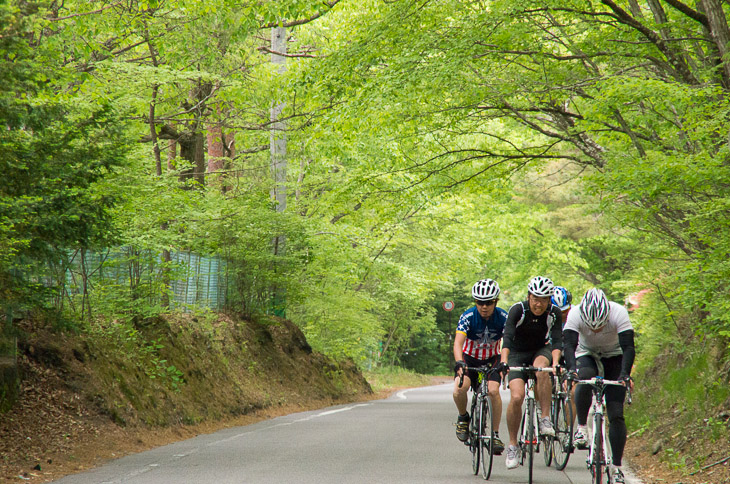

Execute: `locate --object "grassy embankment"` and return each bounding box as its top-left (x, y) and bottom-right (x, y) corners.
top-left (626, 339), bottom-right (730, 481)
top-left (364, 366), bottom-right (444, 395)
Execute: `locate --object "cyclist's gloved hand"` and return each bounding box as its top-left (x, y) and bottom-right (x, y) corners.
top-left (565, 370), bottom-right (578, 382)
top-left (619, 374), bottom-right (633, 386)
top-left (454, 360), bottom-right (467, 375)
top-left (494, 361), bottom-right (509, 376)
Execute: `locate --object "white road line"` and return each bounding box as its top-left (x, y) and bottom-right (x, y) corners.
top-left (296, 403), bottom-right (372, 421)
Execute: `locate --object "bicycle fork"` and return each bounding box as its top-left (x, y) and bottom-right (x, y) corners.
top-left (521, 381), bottom-right (539, 448)
top-left (587, 397), bottom-right (611, 474)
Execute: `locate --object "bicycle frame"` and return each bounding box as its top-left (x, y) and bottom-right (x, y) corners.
top-left (575, 377), bottom-right (631, 484)
top-left (521, 373), bottom-right (539, 451)
top-left (506, 366), bottom-right (554, 484)
top-left (549, 368), bottom-right (574, 470)
top-left (462, 365), bottom-right (499, 480)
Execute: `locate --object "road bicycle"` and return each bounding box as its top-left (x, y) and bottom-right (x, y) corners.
top-left (459, 365), bottom-right (501, 480)
top-left (574, 377), bottom-right (632, 484)
top-left (506, 366), bottom-right (554, 484)
top-left (541, 366), bottom-right (574, 470)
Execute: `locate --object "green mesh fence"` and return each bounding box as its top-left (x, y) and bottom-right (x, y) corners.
top-left (170, 251), bottom-right (227, 311)
top-left (56, 248), bottom-right (228, 312)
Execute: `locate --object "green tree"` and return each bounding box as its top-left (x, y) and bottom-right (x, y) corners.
top-left (1, 1), bottom-right (131, 323)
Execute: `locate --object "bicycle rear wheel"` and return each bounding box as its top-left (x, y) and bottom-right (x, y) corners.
top-left (554, 391), bottom-right (574, 470)
top-left (591, 414), bottom-right (604, 484)
top-left (480, 397), bottom-right (494, 480)
top-left (470, 397), bottom-right (481, 475)
top-left (527, 399), bottom-right (535, 484)
top-left (542, 430), bottom-right (553, 467)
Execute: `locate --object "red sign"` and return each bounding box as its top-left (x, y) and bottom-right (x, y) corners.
top-left (443, 301), bottom-right (454, 312)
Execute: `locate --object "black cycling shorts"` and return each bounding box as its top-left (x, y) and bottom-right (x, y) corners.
top-left (506, 346), bottom-right (552, 383)
top-left (454, 354), bottom-right (501, 392)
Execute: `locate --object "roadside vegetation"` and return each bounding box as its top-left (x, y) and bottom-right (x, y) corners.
top-left (1, 1), bottom-right (730, 483)
top-left (363, 366), bottom-right (442, 395)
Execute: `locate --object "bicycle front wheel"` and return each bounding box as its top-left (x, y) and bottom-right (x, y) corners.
top-left (471, 398), bottom-right (481, 475)
top-left (554, 391), bottom-right (574, 470)
top-left (591, 414), bottom-right (604, 484)
top-left (480, 397), bottom-right (494, 480)
top-left (527, 398), bottom-right (535, 484)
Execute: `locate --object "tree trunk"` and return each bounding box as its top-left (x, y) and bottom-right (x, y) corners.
top-left (179, 131), bottom-right (206, 186)
top-left (699, 0), bottom-right (730, 87)
top-left (207, 123), bottom-right (225, 173)
top-left (167, 139), bottom-right (176, 171)
top-left (207, 109), bottom-right (235, 193)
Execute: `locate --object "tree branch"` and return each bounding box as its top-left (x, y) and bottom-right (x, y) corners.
top-left (258, 46), bottom-right (319, 58)
top-left (48, 1), bottom-right (125, 21)
top-left (662, 0), bottom-right (709, 26)
top-left (260, 0), bottom-right (342, 29)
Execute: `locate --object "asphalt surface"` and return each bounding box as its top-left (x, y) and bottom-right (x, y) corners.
top-left (50, 383), bottom-right (643, 483)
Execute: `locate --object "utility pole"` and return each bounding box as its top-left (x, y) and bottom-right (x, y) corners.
top-left (270, 26), bottom-right (287, 316)
top-left (270, 26), bottom-right (287, 219)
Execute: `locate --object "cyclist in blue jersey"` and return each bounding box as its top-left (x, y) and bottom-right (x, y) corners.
top-left (552, 285), bottom-right (577, 426)
top-left (552, 286), bottom-right (573, 328)
top-left (453, 279), bottom-right (508, 453)
top-left (552, 285), bottom-right (573, 366)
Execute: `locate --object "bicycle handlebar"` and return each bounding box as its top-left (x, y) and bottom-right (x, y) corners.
top-left (458, 365), bottom-right (500, 388)
top-left (500, 365), bottom-right (556, 389)
top-left (507, 365), bottom-right (556, 372)
top-left (573, 377), bottom-right (633, 404)
top-left (459, 366), bottom-right (494, 388)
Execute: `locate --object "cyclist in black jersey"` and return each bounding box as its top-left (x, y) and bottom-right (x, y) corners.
top-left (500, 276), bottom-right (562, 470)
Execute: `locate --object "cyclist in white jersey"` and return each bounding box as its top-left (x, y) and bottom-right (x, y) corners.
top-left (563, 288), bottom-right (635, 484)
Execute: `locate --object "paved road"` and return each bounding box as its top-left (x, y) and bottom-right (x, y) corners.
top-left (51, 383), bottom-right (641, 483)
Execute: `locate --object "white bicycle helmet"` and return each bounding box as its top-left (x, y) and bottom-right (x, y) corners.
top-left (527, 276), bottom-right (554, 298)
top-left (551, 286), bottom-right (573, 311)
top-left (472, 279), bottom-right (500, 301)
top-left (579, 288), bottom-right (610, 330)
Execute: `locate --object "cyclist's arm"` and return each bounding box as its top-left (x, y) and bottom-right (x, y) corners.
top-left (501, 304), bottom-right (520, 354)
top-left (551, 348), bottom-right (562, 368)
top-left (500, 306), bottom-right (520, 365)
top-left (454, 331), bottom-right (467, 364)
top-left (618, 329), bottom-right (635, 378)
top-left (563, 329), bottom-right (579, 370)
top-left (549, 307), bottom-right (563, 366)
top-left (500, 346), bottom-right (510, 365)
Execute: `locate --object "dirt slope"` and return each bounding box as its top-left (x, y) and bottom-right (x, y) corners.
top-left (0, 314), bottom-right (372, 482)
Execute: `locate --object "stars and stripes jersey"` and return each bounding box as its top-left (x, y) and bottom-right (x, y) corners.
top-left (456, 306), bottom-right (508, 360)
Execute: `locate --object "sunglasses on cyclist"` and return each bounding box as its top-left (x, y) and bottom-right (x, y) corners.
top-left (475, 300), bottom-right (497, 306)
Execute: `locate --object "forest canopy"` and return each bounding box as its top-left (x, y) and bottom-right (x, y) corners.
top-left (1, 0), bottom-right (729, 372)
